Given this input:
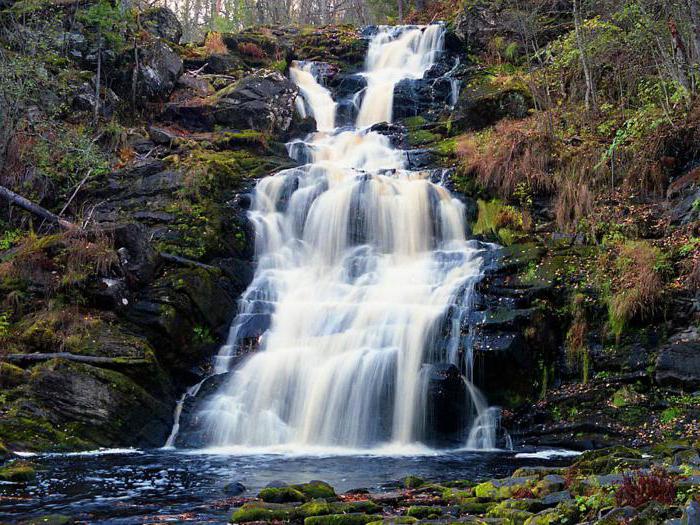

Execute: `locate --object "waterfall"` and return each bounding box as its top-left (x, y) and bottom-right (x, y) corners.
top-left (195, 25), bottom-right (497, 452)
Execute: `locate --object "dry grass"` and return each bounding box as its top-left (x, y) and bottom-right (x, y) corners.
top-left (456, 118), bottom-right (556, 199)
top-left (608, 240), bottom-right (667, 338)
top-left (237, 42), bottom-right (266, 59)
top-left (555, 178), bottom-right (594, 232)
top-left (204, 32), bottom-right (229, 56)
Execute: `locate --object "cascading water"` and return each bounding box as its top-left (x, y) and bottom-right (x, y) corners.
top-left (196, 24), bottom-right (498, 451)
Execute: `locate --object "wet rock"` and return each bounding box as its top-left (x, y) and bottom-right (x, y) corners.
top-left (0, 460), bottom-right (36, 482)
top-left (683, 499), bottom-right (700, 525)
top-left (655, 334), bottom-right (700, 390)
top-left (423, 364), bottom-right (468, 447)
top-left (402, 476), bottom-right (424, 489)
top-left (294, 480), bottom-right (337, 500)
top-left (230, 501), bottom-right (296, 522)
top-left (142, 7), bottom-right (182, 44)
top-left (259, 486), bottom-right (307, 503)
top-left (107, 222), bottom-right (160, 288)
top-left (223, 481), bottom-right (247, 496)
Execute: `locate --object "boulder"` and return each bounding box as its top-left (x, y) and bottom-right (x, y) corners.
top-left (210, 70), bottom-right (299, 133)
top-left (119, 40), bottom-right (182, 103)
top-left (452, 3), bottom-right (499, 53)
top-left (142, 7), bottom-right (182, 44)
top-left (655, 333), bottom-right (700, 390)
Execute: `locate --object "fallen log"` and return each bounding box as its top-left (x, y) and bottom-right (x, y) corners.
top-left (160, 252), bottom-right (218, 271)
top-left (3, 352), bottom-right (148, 367)
top-left (0, 185), bottom-right (76, 230)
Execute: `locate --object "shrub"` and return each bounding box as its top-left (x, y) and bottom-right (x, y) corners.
top-left (615, 467), bottom-right (676, 508)
top-left (204, 32), bottom-right (228, 55)
top-left (511, 486), bottom-right (536, 499)
top-left (237, 42), bottom-right (266, 59)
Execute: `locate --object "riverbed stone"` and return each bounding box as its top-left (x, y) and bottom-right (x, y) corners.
top-left (259, 486), bottom-right (307, 503)
top-left (304, 513), bottom-right (384, 525)
top-left (474, 476), bottom-right (538, 500)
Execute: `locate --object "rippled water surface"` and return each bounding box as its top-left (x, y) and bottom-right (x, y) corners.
top-left (1, 448), bottom-right (577, 523)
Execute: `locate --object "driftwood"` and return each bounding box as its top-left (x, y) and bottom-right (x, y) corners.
top-left (3, 352), bottom-right (148, 367)
top-left (0, 185), bottom-right (76, 230)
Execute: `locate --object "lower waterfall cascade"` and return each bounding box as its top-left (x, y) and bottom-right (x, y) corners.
top-left (177, 24), bottom-right (502, 452)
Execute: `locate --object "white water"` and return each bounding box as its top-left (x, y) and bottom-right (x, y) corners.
top-left (196, 25), bottom-right (497, 452)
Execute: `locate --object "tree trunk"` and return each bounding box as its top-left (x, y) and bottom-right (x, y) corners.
top-left (690, 0), bottom-right (700, 69)
top-left (0, 185), bottom-right (76, 230)
top-left (397, 0), bottom-right (403, 21)
top-left (573, 0), bottom-right (597, 112)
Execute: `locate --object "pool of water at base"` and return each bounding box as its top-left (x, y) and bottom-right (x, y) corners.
top-left (0, 447), bottom-right (578, 524)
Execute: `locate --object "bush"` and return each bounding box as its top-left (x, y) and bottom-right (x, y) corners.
top-left (615, 467), bottom-right (676, 508)
top-left (204, 32), bottom-right (228, 55)
top-left (237, 42), bottom-right (266, 59)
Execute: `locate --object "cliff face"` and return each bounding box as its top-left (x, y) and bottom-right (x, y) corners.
top-left (0, 0), bottom-right (698, 454)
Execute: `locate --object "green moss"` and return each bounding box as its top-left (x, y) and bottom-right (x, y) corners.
top-left (408, 129), bottom-right (440, 147)
top-left (0, 362), bottom-right (27, 387)
top-left (366, 518), bottom-right (417, 525)
top-left (402, 116), bottom-right (427, 130)
top-left (294, 500), bottom-right (332, 518)
top-left (230, 502), bottom-right (292, 522)
top-left (402, 475), bottom-right (424, 489)
top-left (457, 498), bottom-right (495, 514)
top-left (304, 514), bottom-right (383, 525)
top-left (486, 504), bottom-right (533, 524)
top-left (0, 460), bottom-right (36, 482)
top-left (331, 501), bottom-right (381, 514)
top-left (293, 480), bottom-right (337, 499)
top-left (474, 478), bottom-right (536, 500)
top-left (258, 486), bottom-right (307, 503)
top-left (406, 506), bottom-right (441, 519)
top-left (472, 199), bottom-right (528, 246)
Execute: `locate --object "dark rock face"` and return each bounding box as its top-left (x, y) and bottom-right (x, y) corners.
top-left (453, 3), bottom-right (499, 53)
top-left (424, 364), bottom-right (468, 447)
top-left (115, 40), bottom-right (183, 103)
top-left (451, 87), bottom-right (533, 132)
top-left (142, 7), bottom-right (183, 44)
top-left (164, 70), bottom-right (299, 134)
top-left (211, 70), bottom-right (299, 132)
top-left (655, 330), bottom-right (700, 390)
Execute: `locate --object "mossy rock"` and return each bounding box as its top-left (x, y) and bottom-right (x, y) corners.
top-left (486, 504), bottom-right (534, 524)
top-left (474, 477), bottom-right (537, 500)
top-left (293, 480), bottom-right (337, 499)
top-left (523, 501), bottom-right (579, 525)
top-left (22, 516), bottom-right (75, 525)
top-left (457, 499), bottom-right (495, 515)
top-left (0, 362), bottom-right (27, 387)
top-left (571, 446), bottom-right (644, 475)
top-left (0, 460), bottom-right (36, 482)
top-left (331, 500), bottom-right (381, 514)
top-left (258, 486), bottom-right (307, 503)
top-left (366, 518), bottom-right (417, 525)
top-left (402, 475), bottom-right (425, 489)
top-left (443, 487), bottom-right (476, 504)
top-left (294, 500), bottom-right (332, 518)
top-left (304, 514), bottom-right (383, 525)
top-left (230, 501), bottom-right (293, 522)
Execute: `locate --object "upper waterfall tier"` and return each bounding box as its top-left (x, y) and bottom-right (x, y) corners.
top-left (199, 25), bottom-right (496, 451)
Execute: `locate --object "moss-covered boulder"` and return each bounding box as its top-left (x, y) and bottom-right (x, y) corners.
top-left (474, 477), bottom-right (538, 500)
top-left (304, 514), bottom-right (383, 525)
top-left (230, 501), bottom-right (294, 522)
top-left (293, 480), bottom-right (337, 500)
top-left (0, 460), bottom-right (36, 482)
top-left (258, 486), bottom-right (307, 503)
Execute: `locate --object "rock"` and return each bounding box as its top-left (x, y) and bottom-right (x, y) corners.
top-left (402, 476), bottom-right (424, 489)
top-left (147, 125), bottom-right (178, 145)
top-left (72, 82), bottom-right (120, 117)
top-left (259, 486), bottom-right (307, 503)
top-left (683, 499), bottom-right (700, 525)
top-left (0, 460), bottom-right (36, 482)
top-left (142, 7), bottom-right (182, 44)
top-left (224, 481), bottom-right (247, 496)
top-left (210, 70), bottom-right (299, 133)
top-left (597, 506), bottom-right (637, 524)
top-left (655, 338), bottom-right (700, 390)
top-left (293, 480), bottom-right (337, 500)
top-left (452, 85), bottom-right (533, 132)
top-left (164, 70), bottom-right (298, 135)
top-left (474, 476), bottom-right (537, 500)
top-left (540, 491), bottom-right (571, 507)
top-left (0, 362), bottom-right (27, 388)
top-left (406, 506), bottom-right (442, 519)
top-left (304, 514), bottom-right (383, 525)
top-left (23, 516), bottom-right (75, 525)
top-left (119, 40), bottom-right (182, 103)
top-left (423, 363), bottom-right (468, 447)
top-left (230, 501), bottom-right (295, 522)
top-left (452, 3), bottom-right (499, 53)
top-left (534, 475), bottom-right (566, 496)
top-left (108, 222), bottom-right (160, 288)
top-left (677, 476), bottom-right (700, 491)
top-left (674, 449), bottom-right (700, 467)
